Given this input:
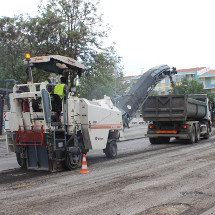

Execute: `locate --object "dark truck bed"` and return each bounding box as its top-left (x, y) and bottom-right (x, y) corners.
top-left (142, 95), bottom-right (207, 122)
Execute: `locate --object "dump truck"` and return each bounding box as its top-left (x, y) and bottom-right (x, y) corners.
top-left (4, 54), bottom-right (177, 171)
top-left (142, 94), bottom-right (212, 144)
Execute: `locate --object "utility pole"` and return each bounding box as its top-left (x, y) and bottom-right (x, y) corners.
top-left (114, 56), bottom-right (122, 96)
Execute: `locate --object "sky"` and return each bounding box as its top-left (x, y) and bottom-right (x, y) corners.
top-left (1, 0), bottom-right (215, 76)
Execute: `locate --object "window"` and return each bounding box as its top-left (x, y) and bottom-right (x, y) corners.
top-left (190, 74), bottom-right (194, 80)
top-left (201, 80), bottom-right (205, 87)
top-left (211, 79), bottom-right (215, 85)
top-left (175, 75), bottom-right (184, 82)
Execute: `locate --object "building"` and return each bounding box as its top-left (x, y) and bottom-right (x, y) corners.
top-left (199, 69), bottom-right (215, 94)
top-left (123, 67), bottom-right (215, 95)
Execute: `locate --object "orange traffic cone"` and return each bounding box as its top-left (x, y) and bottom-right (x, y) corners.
top-left (80, 154), bottom-right (90, 174)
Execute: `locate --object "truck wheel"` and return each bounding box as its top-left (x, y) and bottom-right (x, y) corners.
top-left (160, 137), bottom-right (170, 143)
top-left (195, 124), bottom-right (200, 143)
top-left (203, 125), bottom-right (210, 139)
top-left (16, 153), bottom-right (26, 168)
top-left (149, 138), bottom-right (157, 144)
top-left (104, 141), bottom-right (117, 159)
top-left (186, 126), bottom-right (195, 144)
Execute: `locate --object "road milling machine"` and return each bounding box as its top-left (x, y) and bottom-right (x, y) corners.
top-left (4, 54), bottom-right (177, 171)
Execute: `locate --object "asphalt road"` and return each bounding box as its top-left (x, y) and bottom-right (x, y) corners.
top-left (0, 125), bottom-right (148, 172)
top-left (0, 137), bottom-right (19, 172)
top-left (1, 127), bottom-right (215, 214)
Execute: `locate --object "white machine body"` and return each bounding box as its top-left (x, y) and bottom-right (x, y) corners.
top-left (5, 82), bottom-right (123, 153)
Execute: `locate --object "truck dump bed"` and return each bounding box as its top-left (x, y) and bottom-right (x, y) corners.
top-left (142, 95), bottom-right (207, 122)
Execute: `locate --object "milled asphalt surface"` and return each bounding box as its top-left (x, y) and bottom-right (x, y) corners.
top-left (0, 135), bottom-right (19, 172)
top-left (1, 125), bottom-right (215, 214)
top-left (0, 124), bottom-right (148, 172)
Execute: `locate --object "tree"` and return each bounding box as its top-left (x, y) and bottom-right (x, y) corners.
top-left (0, 0), bottom-right (127, 100)
top-left (0, 16), bottom-right (27, 87)
top-left (169, 78), bottom-right (214, 101)
top-left (77, 50), bottom-right (128, 99)
top-left (149, 90), bottom-right (159, 96)
top-left (0, 15), bottom-right (52, 86)
top-left (37, 0), bottom-right (126, 99)
top-left (34, 0), bottom-right (110, 59)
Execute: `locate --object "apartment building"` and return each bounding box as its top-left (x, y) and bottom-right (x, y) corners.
top-left (123, 67), bottom-right (215, 95)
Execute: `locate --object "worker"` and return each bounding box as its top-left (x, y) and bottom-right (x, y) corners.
top-left (54, 76), bottom-right (68, 101)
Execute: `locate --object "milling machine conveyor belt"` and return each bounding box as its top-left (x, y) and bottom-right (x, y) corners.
top-left (116, 65), bottom-right (177, 128)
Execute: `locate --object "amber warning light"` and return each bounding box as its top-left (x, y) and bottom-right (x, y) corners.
top-left (26, 53), bottom-right (30, 61)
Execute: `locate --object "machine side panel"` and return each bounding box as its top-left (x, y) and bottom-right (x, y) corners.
top-left (79, 99), bottom-right (122, 150)
top-left (89, 129), bottom-right (108, 150)
top-left (27, 145), bottom-right (49, 170)
top-left (8, 94), bottom-right (23, 132)
top-left (79, 99), bottom-right (92, 149)
top-left (41, 89), bottom-right (51, 123)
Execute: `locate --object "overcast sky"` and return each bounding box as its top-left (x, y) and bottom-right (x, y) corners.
top-left (1, 0), bottom-right (215, 76)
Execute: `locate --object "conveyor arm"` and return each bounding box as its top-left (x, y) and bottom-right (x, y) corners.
top-left (116, 65), bottom-right (177, 128)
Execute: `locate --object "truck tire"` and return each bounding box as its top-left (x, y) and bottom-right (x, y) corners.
top-left (195, 124), bottom-right (200, 143)
top-left (104, 140), bottom-right (117, 159)
top-left (186, 125), bottom-right (195, 144)
top-left (203, 124), bottom-right (210, 139)
top-left (149, 138), bottom-right (158, 144)
top-left (159, 137), bottom-right (170, 143)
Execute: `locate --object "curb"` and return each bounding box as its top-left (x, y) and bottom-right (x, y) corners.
top-left (0, 135), bottom-right (6, 142)
top-left (119, 135), bottom-right (146, 142)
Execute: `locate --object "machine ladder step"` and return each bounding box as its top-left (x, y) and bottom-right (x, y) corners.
top-left (51, 122), bottom-right (61, 126)
top-left (53, 129), bottom-right (66, 133)
top-left (53, 127), bottom-right (67, 150)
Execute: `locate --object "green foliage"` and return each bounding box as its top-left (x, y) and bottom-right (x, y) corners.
top-left (77, 50), bottom-right (128, 99)
top-left (0, 15), bottom-right (51, 87)
top-left (169, 78), bottom-right (214, 101)
top-left (0, 16), bottom-right (26, 87)
top-left (149, 90), bottom-right (159, 96)
top-left (0, 0), bottom-right (127, 99)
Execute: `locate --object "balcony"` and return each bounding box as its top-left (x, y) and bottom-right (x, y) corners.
top-left (204, 84), bottom-right (215, 89)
